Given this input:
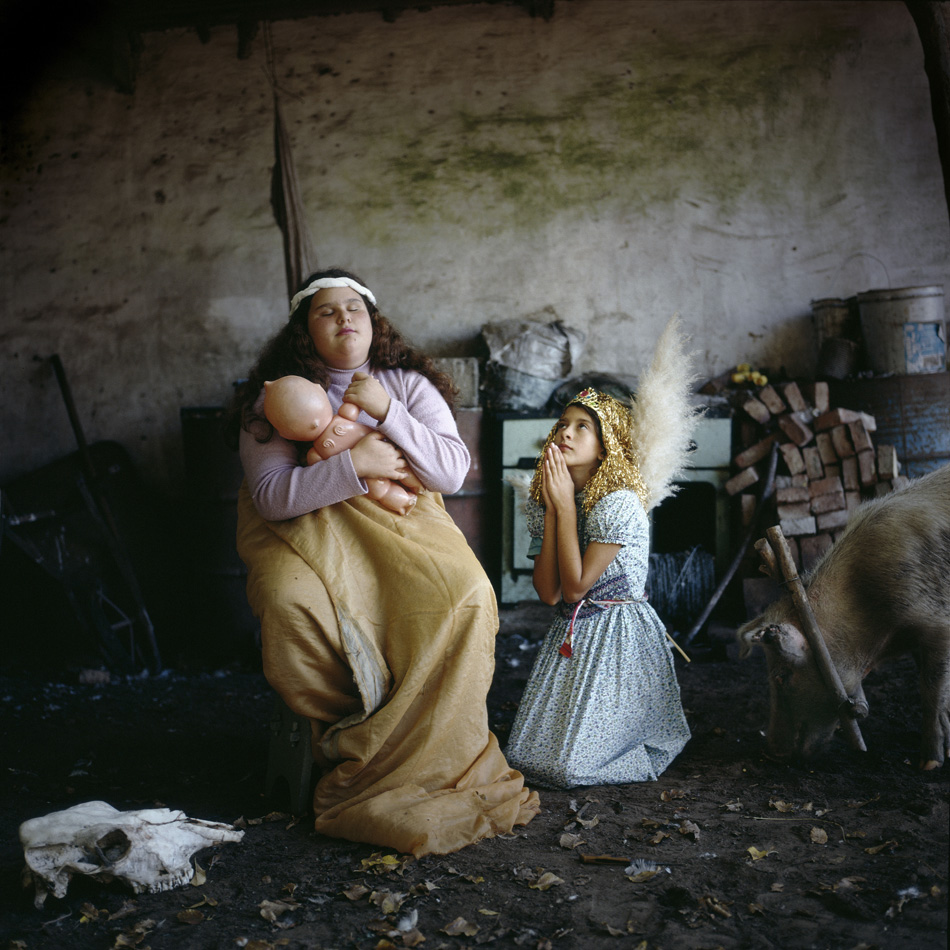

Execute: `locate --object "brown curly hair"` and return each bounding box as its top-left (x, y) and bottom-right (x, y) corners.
top-left (225, 268), bottom-right (458, 448)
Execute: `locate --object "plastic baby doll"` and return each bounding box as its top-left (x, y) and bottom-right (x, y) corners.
top-left (263, 374), bottom-right (423, 515)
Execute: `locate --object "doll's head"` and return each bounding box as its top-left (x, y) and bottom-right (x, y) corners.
top-left (262, 375), bottom-right (334, 442)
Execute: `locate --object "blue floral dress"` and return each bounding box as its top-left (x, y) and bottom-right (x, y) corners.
top-left (505, 489), bottom-right (690, 788)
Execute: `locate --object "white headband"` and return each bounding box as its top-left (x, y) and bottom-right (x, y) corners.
top-left (289, 277), bottom-right (377, 314)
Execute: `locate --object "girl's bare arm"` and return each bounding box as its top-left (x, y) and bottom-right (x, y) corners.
top-left (533, 504), bottom-right (562, 605)
top-left (558, 537), bottom-right (621, 604)
top-left (544, 445), bottom-right (620, 603)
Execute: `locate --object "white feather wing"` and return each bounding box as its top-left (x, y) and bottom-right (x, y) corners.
top-left (630, 313), bottom-right (703, 512)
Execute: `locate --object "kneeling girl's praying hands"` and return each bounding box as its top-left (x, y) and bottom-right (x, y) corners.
top-left (534, 406), bottom-right (621, 608)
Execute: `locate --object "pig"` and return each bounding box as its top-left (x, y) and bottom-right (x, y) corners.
top-left (737, 463), bottom-right (950, 770)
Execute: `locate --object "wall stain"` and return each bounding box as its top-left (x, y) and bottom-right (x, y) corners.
top-left (348, 18), bottom-right (861, 237)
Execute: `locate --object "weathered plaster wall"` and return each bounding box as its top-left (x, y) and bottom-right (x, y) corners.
top-left (1, 0), bottom-right (947, 496)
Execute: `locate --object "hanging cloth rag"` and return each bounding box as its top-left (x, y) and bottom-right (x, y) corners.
top-left (266, 26), bottom-right (317, 301)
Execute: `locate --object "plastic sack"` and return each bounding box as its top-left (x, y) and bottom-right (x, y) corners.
top-left (481, 319), bottom-right (585, 411)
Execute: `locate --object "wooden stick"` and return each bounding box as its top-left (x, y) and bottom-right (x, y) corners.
top-left (665, 630), bottom-right (691, 663)
top-left (764, 525), bottom-right (866, 753)
top-left (754, 537), bottom-right (778, 580)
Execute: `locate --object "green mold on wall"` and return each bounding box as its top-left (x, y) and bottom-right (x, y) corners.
top-left (315, 12), bottom-right (869, 242)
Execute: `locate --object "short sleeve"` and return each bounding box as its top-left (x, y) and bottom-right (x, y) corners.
top-left (586, 490), bottom-right (642, 545)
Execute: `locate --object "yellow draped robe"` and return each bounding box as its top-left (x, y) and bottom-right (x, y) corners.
top-left (237, 486), bottom-right (539, 856)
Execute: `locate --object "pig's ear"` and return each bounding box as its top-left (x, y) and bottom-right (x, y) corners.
top-left (760, 623), bottom-right (809, 664)
top-left (736, 619), bottom-right (765, 659)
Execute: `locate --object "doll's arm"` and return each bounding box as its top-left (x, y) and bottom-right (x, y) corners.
top-left (310, 403), bottom-right (423, 491)
top-left (240, 421), bottom-right (364, 519)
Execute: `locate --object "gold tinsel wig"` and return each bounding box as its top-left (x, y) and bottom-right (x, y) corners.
top-left (529, 388), bottom-right (649, 514)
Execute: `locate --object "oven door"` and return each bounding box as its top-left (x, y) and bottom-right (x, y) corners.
top-left (499, 416), bottom-right (556, 604)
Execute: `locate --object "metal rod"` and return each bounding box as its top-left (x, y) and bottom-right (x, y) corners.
top-left (681, 443), bottom-right (779, 646)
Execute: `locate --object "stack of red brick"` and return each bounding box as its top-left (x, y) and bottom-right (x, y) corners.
top-left (725, 379), bottom-right (909, 573)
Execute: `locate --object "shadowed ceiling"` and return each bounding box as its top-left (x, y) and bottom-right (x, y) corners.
top-left (0, 0), bottom-right (554, 117)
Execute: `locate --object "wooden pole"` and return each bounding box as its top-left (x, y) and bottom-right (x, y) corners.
top-left (764, 525), bottom-right (866, 753)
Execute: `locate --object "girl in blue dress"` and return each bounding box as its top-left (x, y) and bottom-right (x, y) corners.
top-left (505, 317), bottom-right (698, 788)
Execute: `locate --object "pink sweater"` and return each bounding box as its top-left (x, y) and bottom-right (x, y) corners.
top-left (240, 362), bottom-right (470, 521)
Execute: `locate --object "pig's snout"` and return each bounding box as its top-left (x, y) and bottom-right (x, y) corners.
top-left (761, 624), bottom-right (781, 643)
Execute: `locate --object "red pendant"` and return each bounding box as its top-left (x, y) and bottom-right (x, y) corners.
top-left (558, 641), bottom-right (573, 658)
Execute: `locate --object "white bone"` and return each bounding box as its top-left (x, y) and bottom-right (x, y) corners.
top-left (19, 800), bottom-right (244, 908)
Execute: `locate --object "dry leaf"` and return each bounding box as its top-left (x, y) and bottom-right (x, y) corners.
top-left (626, 868), bottom-right (659, 884)
top-left (401, 929), bottom-right (426, 947)
top-left (770, 882), bottom-right (784, 892)
top-left (648, 831), bottom-right (670, 846)
top-left (560, 832), bottom-right (585, 849)
top-left (191, 860), bottom-right (207, 886)
top-left (177, 908), bottom-right (204, 925)
top-left (834, 876), bottom-right (865, 891)
top-left (529, 871), bottom-right (564, 891)
top-left (442, 916), bottom-right (479, 937)
top-left (809, 827), bottom-right (828, 844)
top-left (679, 820), bottom-right (700, 840)
top-left (108, 902), bottom-right (139, 922)
top-left (343, 883), bottom-right (370, 901)
top-left (369, 890), bottom-right (407, 915)
top-left (748, 902), bottom-right (765, 915)
top-left (362, 853), bottom-right (402, 871)
top-left (189, 895), bottom-right (218, 909)
top-left (722, 800), bottom-right (742, 812)
top-left (114, 934), bottom-right (147, 949)
top-left (769, 799), bottom-right (796, 813)
top-left (747, 846), bottom-right (776, 861)
top-left (577, 815), bottom-right (600, 829)
top-left (865, 839), bottom-right (898, 855)
top-left (660, 788), bottom-right (687, 801)
top-left (259, 899), bottom-right (299, 922)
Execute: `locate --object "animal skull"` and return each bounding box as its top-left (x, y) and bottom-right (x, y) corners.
top-left (20, 800), bottom-right (244, 908)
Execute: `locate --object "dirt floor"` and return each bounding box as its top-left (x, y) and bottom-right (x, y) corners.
top-left (1, 602), bottom-right (947, 950)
